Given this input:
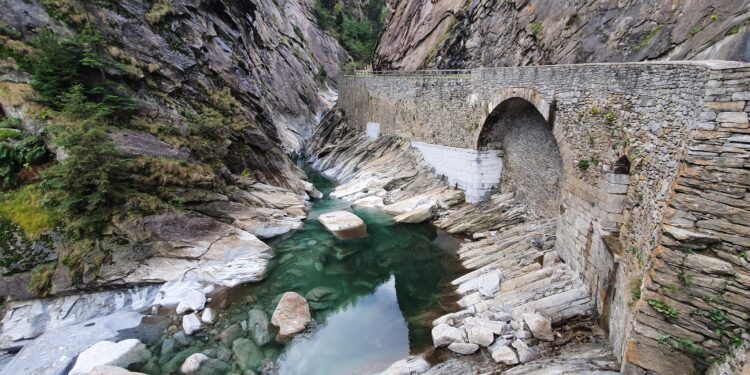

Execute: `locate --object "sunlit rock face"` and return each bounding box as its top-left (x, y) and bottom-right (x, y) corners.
top-left (374, 0), bottom-right (749, 70)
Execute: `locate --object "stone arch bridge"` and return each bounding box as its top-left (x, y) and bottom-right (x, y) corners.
top-left (338, 61), bottom-right (750, 374)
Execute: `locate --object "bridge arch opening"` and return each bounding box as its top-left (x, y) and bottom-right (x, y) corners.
top-left (478, 98), bottom-right (563, 219)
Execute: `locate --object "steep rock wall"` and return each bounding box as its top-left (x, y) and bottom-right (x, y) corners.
top-left (374, 0), bottom-right (749, 70)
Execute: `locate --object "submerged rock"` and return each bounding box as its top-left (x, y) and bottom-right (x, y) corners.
top-left (247, 309), bottom-right (271, 346)
top-left (317, 211), bottom-right (367, 239)
top-left (271, 292), bottom-right (312, 342)
top-left (232, 338), bottom-right (263, 371)
top-left (69, 339), bottom-right (151, 375)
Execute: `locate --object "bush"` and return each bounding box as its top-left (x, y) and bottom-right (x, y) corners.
top-left (0, 131), bottom-right (49, 187)
top-left (28, 263), bottom-right (56, 297)
top-left (577, 159), bottom-right (590, 170)
top-left (0, 184), bottom-right (59, 240)
top-left (29, 29), bottom-right (134, 116)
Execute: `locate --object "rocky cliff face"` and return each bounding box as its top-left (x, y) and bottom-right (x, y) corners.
top-left (0, 0), bottom-right (349, 297)
top-left (374, 0), bottom-right (749, 70)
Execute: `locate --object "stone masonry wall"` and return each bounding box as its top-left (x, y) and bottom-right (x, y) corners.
top-left (339, 61), bottom-right (750, 373)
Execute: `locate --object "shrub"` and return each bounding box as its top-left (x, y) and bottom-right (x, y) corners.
top-left (146, 0), bottom-right (172, 25)
top-left (28, 263), bottom-right (56, 297)
top-left (0, 185), bottom-right (59, 240)
top-left (530, 22), bottom-right (543, 36)
top-left (0, 132), bottom-right (49, 187)
top-left (648, 299), bottom-right (679, 318)
top-left (0, 128), bottom-right (21, 142)
top-left (314, 0), bottom-right (386, 64)
top-left (604, 112), bottom-right (616, 123)
top-left (577, 159), bottom-right (590, 170)
top-left (726, 25), bottom-right (740, 35)
top-left (0, 117), bottom-right (21, 129)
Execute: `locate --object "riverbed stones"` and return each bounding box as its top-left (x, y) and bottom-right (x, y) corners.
top-left (271, 292), bottom-right (312, 342)
top-left (522, 312), bottom-right (554, 341)
top-left (69, 339), bottom-right (152, 375)
top-left (232, 338), bottom-right (263, 371)
top-left (183, 313), bottom-right (202, 335)
top-left (201, 308), bottom-right (214, 324)
top-left (317, 211), bottom-right (367, 239)
top-left (447, 342), bottom-right (479, 355)
top-left (467, 325), bottom-right (494, 347)
top-left (180, 353), bottom-right (209, 374)
top-left (432, 323), bottom-right (464, 347)
top-left (176, 289), bottom-right (206, 314)
top-left (247, 309), bottom-right (271, 346)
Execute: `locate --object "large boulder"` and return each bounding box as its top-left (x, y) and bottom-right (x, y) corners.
top-left (271, 292), bottom-right (312, 342)
top-left (182, 313), bottom-right (201, 335)
top-left (467, 326), bottom-right (494, 347)
top-left (317, 211), bottom-right (367, 239)
top-left (87, 366), bottom-right (147, 375)
top-left (69, 339), bottom-right (152, 375)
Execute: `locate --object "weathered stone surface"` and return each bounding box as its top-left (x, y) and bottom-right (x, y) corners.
top-left (431, 324), bottom-right (464, 347)
top-left (87, 366), bottom-right (146, 375)
top-left (522, 312), bottom-right (554, 342)
top-left (271, 292), bottom-right (311, 341)
top-left (176, 289), bottom-right (206, 315)
top-left (466, 326), bottom-right (494, 347)
top-left (231, 338), bottom-right (262, 372)
top-left (393, 204), bottom-right (436, 223)
top-left (490, 343), bottom-right (518, 365)
top-left (69, 339), bottom-right (151, 375)
top-left (378, 356), bottom-right (431, 375)
top-left (684, 253), bottom-right (735, 275)
top-left (447, 342), bottom-right (479, 355)
top-left (512, 339), bottom-right (538, 363)
top-left (317, 211), bottom-right (367, 239)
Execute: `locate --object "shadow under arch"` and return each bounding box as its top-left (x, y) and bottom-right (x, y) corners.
top-left (476, 97), bottom-right (563, 219)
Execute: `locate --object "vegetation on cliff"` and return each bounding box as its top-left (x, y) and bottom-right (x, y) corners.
top-left (314, 0), bottom-right (386, 67)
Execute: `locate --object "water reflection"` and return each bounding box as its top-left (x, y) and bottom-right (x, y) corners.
top-left (277, 275), bottom-right (408, 375)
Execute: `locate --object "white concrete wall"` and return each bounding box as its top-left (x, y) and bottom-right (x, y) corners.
top-left (366, 122), bottom-right (380, 139)
top-left (411, 142), bottom-right (502, 202)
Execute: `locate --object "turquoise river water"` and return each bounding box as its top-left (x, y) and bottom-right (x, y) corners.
top-left (134, 165), bottom-right (463, 374)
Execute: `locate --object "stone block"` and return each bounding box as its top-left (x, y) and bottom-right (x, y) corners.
top-left (605, 173), bottom-right (630, 185)
top-left (705, 101), bottom-right (745, 111)
top-left (716, 112), bottom-right (749, 124)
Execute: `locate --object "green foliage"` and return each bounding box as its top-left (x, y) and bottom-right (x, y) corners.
top-left (314, 0), bottom-right (386, 65)
top-left (530, 22), bottom-right (543, 36)
top-left (0, 185), bottom-right (59, 240)
top-left (28, 263), bottom-right (56, 297)
top-left (0, 128), bottom-right (21, 142)
top-left (658, 336), bottom-right (707, 357)
top-left (293, 24), bottom-right (305, 42)
top-left (0, 117), bottom-right (21, 129)
top-left (710, 14), bottom-right (718, 22)
top-left (708, 309), bottom-right (728, 325)
top-left (726, 25), bottom-right (740, 35)
top-left (648, 299), bottom-right (679, 318)
top-left (28, 29), bottom-right (134, 116)
top-left (146, 0), bottom-right (172, 25)
top-left (604, 112), bottom-right (616, 123)
top-left (41, 87), bottom-right (129, 239)
top-left (577, 159), bottom-right (590, 170)
top-left (0, 128), bottom-right (49, 187)
top-left (590, 106), bottom-right (601, 115)
top-left (677, 271), bottom-right (691, 286)
top-left (631, 285), bottom-right (641, 304)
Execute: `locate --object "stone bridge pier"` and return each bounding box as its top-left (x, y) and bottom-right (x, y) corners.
top-left (339, 61), bottom-right (750, 374)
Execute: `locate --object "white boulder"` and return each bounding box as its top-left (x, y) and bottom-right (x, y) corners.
top-left (183, 313), bottom-right (202, 335)
top-left (201, 308), bottom-right (215, 324)
top-left (69, 339), bottom-right (151, 375)
top-left (180, 353), bottom-right (209, 374)
top-left (176, 289), bottom-right (206, 314)
top-left (467, 326), bottom-right (494, 347)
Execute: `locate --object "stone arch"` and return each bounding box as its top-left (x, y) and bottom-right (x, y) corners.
top-left (476, 96), bottom-right (563, 219)
top-left (480, 87), bottom-right (553, 128)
